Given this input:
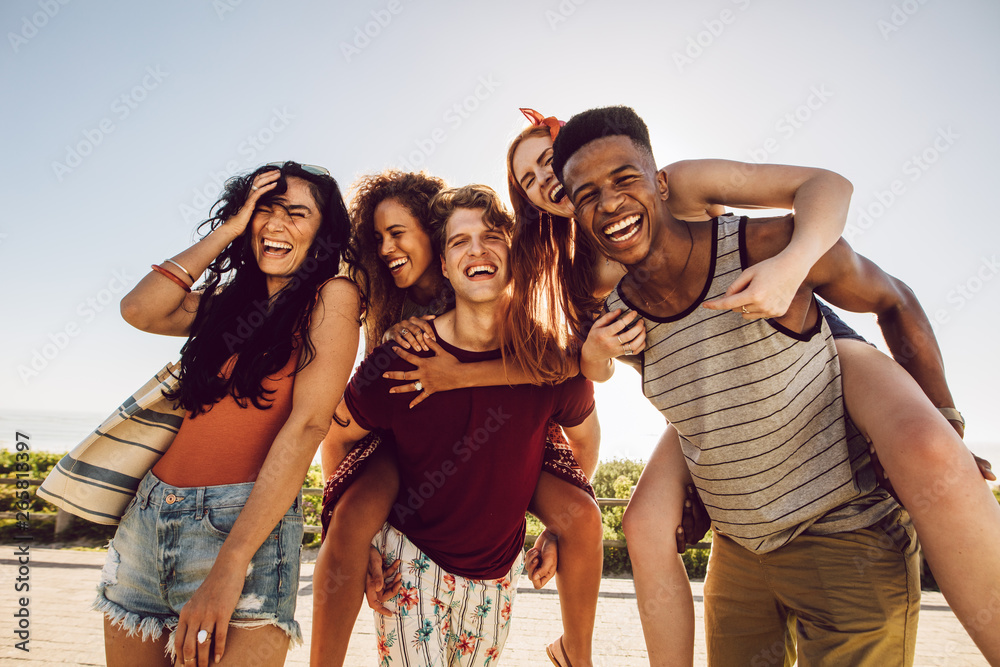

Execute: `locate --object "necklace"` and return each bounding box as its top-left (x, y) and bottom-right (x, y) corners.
top-left (635, 222), bottom-right (695, 308)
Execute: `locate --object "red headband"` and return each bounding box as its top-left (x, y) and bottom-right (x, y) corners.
top-left (520, 107), bottom-right (564, 141)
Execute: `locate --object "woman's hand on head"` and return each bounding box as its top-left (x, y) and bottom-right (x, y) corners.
top-left (702, 253), bottom-right (808, 319)
top-left (173, 564), bottom-right (245, 667)
top-left (382, 337), bottom-right (463, 409)
top-left (218, 169), bottom-right (281, 239)
top-left (382, 315), bottom-right (436, 352)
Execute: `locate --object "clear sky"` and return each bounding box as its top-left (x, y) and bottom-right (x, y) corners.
top-left (2, 0), bottom-right (999, 464)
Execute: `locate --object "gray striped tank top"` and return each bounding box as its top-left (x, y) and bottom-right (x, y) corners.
top-left (606, 215), bottom-right (893, 553)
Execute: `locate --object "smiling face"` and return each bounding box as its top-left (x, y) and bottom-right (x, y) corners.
top-left (561, 135), bottom-right (666, 266)
top-left (441, 207), bottom-right (510, 305)
top-left (373, 198), bottom-right (436, 291)
top-left (510, 134), bottom-right (575, 219)
top-left (250, 176), bottom-right (322, 294)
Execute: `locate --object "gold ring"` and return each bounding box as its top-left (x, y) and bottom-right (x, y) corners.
top-left (741, 306), bottom-right (749, 314)
top-left (252, 185), bottom-right (259, 191)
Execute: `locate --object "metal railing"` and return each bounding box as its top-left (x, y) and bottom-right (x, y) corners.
top-left (0, 479), bottom-right (712, 550)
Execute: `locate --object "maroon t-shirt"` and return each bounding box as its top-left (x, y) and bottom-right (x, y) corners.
top-left (344, 327), bottom-right (595, 580)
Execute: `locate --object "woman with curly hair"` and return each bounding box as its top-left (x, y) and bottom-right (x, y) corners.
top-left (311, 170), bottom-right (605, 667)
top-left (98, 161), bottom-right (361, 667)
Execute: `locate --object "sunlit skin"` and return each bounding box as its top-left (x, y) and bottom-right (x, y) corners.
top-left (512, 135), bottom-right (576, 218)
top-left (250, 175), bottom-right (322, 298)
top-left (440, 208), bottom-right (510, 310)
top-left (512, 136), bottom-right (629, 298)
top-left (374, 198), bottom-right (441, 305)
top-left (562, 136), bottom-right (673, 272)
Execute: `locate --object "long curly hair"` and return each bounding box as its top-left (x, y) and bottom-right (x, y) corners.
top-left (167, 161), bottom-right (354, 415)
top-left (505, 126), bottom-right (603, 381)
top-left (346, 170), bottom-right (447, 353)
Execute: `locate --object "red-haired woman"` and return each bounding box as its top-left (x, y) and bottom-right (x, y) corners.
top-left (396, 109), bottom-right (999, 664)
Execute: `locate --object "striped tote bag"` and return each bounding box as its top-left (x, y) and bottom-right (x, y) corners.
top-left (37, 362), bottom-right (183, 524)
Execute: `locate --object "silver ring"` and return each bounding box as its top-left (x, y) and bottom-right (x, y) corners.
top-left (252, 185), bottom-right (259, 191)
top-left (413, 380), bottom-right (423, 392)
top-left (197, 629), bottom-right (210, 644)
top-left (401, 328), bottom-right (410, 336)
top-left (624, 343), bottom-right (632, 355)
top-left (616, 335), bottom-right (624, 345)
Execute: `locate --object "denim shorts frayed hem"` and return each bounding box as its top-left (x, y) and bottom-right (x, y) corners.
top-left (93, 591), bottom-right (304, 659)
top-left (93, 471), bottom-right (304, 659)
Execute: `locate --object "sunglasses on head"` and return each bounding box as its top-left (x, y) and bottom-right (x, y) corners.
top-left (264, 161), bottom-right (330, 176)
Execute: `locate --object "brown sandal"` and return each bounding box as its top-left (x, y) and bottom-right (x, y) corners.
top-left (545, 636), bottom-right (575, 667)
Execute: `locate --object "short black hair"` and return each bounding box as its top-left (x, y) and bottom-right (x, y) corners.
top-left (551, 105), bottom-right (654, 182)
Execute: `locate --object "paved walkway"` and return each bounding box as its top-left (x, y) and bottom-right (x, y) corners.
top-left (0, 548), bottom-right (987, 666)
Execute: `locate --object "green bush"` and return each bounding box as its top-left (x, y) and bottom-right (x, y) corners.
top-left (0, 451), bottom-right (717, 579)
top-left (0, 449), bottom-right (63, 514)
top-left (523, 458), bottom-right (710, 579)
top-left (301, 463), bottom-right (324, 546)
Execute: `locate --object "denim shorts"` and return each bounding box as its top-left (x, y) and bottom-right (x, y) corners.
top-left (93, 471), bottom-right (304, 653)
top-left (817, 300), bottom-right (871, 345)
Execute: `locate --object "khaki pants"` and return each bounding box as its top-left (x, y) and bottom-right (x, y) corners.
top-left (704, 508), bottom-right (919, 667)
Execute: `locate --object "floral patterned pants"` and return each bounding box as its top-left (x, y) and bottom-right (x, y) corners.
top-left (372, 523), bottom-right (524, 667)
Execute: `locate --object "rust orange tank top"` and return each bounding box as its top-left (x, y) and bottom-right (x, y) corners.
top-left (152, 345), bottom-right (301, 487)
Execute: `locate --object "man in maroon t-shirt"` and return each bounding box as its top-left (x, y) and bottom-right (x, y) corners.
top-left (322, 185), bottom-right (598, 666)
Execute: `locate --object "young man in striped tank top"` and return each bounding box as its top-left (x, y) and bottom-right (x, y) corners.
top-left (552, 106), bottom-right (1000, 665)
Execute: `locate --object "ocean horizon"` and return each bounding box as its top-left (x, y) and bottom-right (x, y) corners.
top-left (1, 409), bottom-right (107, 454)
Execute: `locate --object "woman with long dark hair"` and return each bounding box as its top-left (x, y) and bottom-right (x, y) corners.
top-left (98, 161), bottom-right (362, 667)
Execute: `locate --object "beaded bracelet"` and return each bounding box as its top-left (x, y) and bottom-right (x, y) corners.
top-left (151, 264), bottom-right (192, 293)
